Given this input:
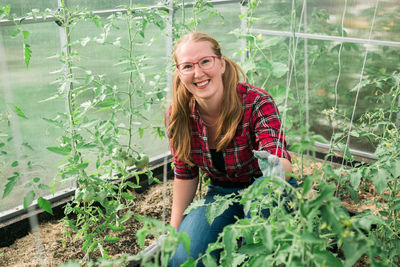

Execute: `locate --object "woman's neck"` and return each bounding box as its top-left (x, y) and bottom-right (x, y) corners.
top-left (195, 95), bottom-right (222, 118)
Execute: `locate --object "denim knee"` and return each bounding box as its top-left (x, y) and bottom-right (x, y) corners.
top-left (169, 186), bottom-right (244, 267)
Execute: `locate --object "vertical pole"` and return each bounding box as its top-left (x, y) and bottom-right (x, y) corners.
top-left (163, 0), bottom-right (174, 227)
top-left (166, 0), bottom-right (174, 91)
top-left (57, 0), bottom-right (74, 189)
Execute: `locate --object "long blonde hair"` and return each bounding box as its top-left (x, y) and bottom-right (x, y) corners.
top-left (168, 32), bottom-right (245, 166)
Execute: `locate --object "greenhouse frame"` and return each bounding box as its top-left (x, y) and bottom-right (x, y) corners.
top-left (0, 0), bottom-right (399, 266)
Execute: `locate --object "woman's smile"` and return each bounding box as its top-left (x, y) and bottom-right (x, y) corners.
top-left (194, 79), bottom-right (210, 89)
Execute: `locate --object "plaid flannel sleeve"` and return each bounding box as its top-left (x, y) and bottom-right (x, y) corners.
top-left (251, 93), bottom-right (291, 161)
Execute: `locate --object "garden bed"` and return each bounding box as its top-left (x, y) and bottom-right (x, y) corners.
top-left (0, 155), bottom-right (386, 266)
top-left (0, 180), bottom-right (174, 266)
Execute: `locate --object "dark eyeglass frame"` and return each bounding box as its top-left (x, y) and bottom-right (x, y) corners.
top-left (176, 56), bottom-right (220, 75)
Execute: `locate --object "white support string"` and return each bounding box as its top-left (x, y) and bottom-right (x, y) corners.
top-left (328, 0), bottom-right (348, 163)
top-left (162, 156), bottom-right (168, 225)
top-left (277, 0), bottom-right (307, 157)
top-left (303, 0), bottom-right (309, 132)
top-left (341, 0), bottom-right (380, 167)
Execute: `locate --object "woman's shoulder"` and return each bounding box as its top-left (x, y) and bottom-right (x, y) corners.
top-left (237, 83), bottom-right (274, 103)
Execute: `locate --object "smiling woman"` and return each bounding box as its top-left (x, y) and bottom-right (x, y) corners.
top-left (166, 32), bottom-right (294, 266)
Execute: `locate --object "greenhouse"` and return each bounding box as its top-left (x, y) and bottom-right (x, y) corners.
top-left (0, 0), bottom-right (399, 266)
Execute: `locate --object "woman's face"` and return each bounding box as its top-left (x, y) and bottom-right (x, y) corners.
top-left (175, 40), bottom-right (226, 102)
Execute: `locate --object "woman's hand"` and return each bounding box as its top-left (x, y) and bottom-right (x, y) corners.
top-left (279, 157), bottom-right (293, 181)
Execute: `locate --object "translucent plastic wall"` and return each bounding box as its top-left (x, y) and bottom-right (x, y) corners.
top-left (0, 1), bottom-right (171, 213)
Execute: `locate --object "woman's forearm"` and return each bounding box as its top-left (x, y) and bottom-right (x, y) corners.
top-left (170, 177), bottom-right (199, 229)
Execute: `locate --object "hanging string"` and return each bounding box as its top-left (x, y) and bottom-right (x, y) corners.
top-left (277, 0), bottom-right (307, 158)
top-left (303, 0), bottom-right (309, 134)
top-left (341, 0), bottom-right (380, 167)
top-left (162, 155), bottom-right (168, 225)
top-left (328, 0), bottom-right (348, 165)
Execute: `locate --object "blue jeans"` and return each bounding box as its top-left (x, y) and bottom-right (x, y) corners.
top-left (168, 178), bottom-right (298, 267)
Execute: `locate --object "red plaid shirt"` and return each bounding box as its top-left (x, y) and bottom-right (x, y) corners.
top-left (169, 83), bottom-right (291, 187)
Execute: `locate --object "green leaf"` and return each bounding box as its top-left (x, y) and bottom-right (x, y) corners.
top-left (11, 161), bottom-right (18, 167)
top-left (24, 43), bottom-right (32, 68)
top-left (181, 257), bottom-right (196, 267)
top-left (184, 198), bottom-right (206, 215)
top-left (33, 177), bottom-right (40, 183)
top-left (223, 227), bottom-right (236, 255)
top-left (136, 228), bottom-right (146, 248)
top-left (350, 170), bottom-right (362, 190)
top-left (42, 117), bottom-right (63, 128)
top-left (97, 98), bottom-right (115, 108)
top-left (11, 28), bottom-right (20, 37)
top-left (312, 134), bottom-right (329, 144)
top-left (373, 168), bottom-right (390, 194)
top-left (178, 232), bottom-right (191, 254)
top-left (87, 240), bottom-right (98, 254)
top-left (104, 235), bottom-right (121, 242)
top-left (343, 240), bottom-right (367, 266)
top-left (336, 142), bottom-right (353, 162)
top-left (125, 181), bottom-right (141, 189)
top-left (239, 243), bottom-right (266, 256)
top-left (76, 162), bottom-right (89, 170)
top-left (23, 190), bottom-right (36, 209)
top-left (46, 146), bottom-right (71, 155)
top-left (37, 197), bottom-right (53, 214)
top-left (202, 254), bottom-right (218, 267)
top-left (206, 195), bottom-right (234, 225)
top-left (138, 128), bottom-right (144, 138)
top-left (108, 224), bottom-right (125, 232)
top-left (38, 184), bottom-right (50, 190)
top-left (3, 175), bottom-right (19, 198)
top-left (121, 192), bottom-right (135, 200)
top-left (314, 251), bottom-right (343, 267)
top-left (349, 130), bottom-right (360, 138)
top-left (271, 62), bottom-right (288, 78)
top-left (347, 185), bottom-right (358, 204)
top-left (22, 142), bottom-right (34, 150)
top-left (390, 199), bottom-right (400, 211)
top-left (10, 104), bottom-right (28, 119)
top-left (22, 30), bottom-right (30, 39)
top-left (300, 232), bottom-right (325, 243)
top-left (302, 175), bottom-right (313, 197)
top-left (357, 214), bottom-right (385, 231)
top-left (390, 159), bottom-right (400, 178)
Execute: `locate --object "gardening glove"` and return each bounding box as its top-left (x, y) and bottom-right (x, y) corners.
top-left (253, 150), bottom-right (285, 192)
top-left (140, 234), bottom-right (168, 257)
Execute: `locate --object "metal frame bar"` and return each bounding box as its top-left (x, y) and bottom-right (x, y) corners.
top-left (251, 28), bottom-right (400, 47)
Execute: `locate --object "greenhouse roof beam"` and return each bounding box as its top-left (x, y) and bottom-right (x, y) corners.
top-left (251, 28), bottom-right (400, 48)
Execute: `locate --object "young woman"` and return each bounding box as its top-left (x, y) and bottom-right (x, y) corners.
top-left (166, 32), bottom-right (294, 266)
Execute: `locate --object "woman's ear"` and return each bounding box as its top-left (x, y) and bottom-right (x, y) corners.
top-left (220, 56), bottom-right (226, 74)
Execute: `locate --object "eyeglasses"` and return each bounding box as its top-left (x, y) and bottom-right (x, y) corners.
top-left (176, 56), bottom-right (219, 75)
